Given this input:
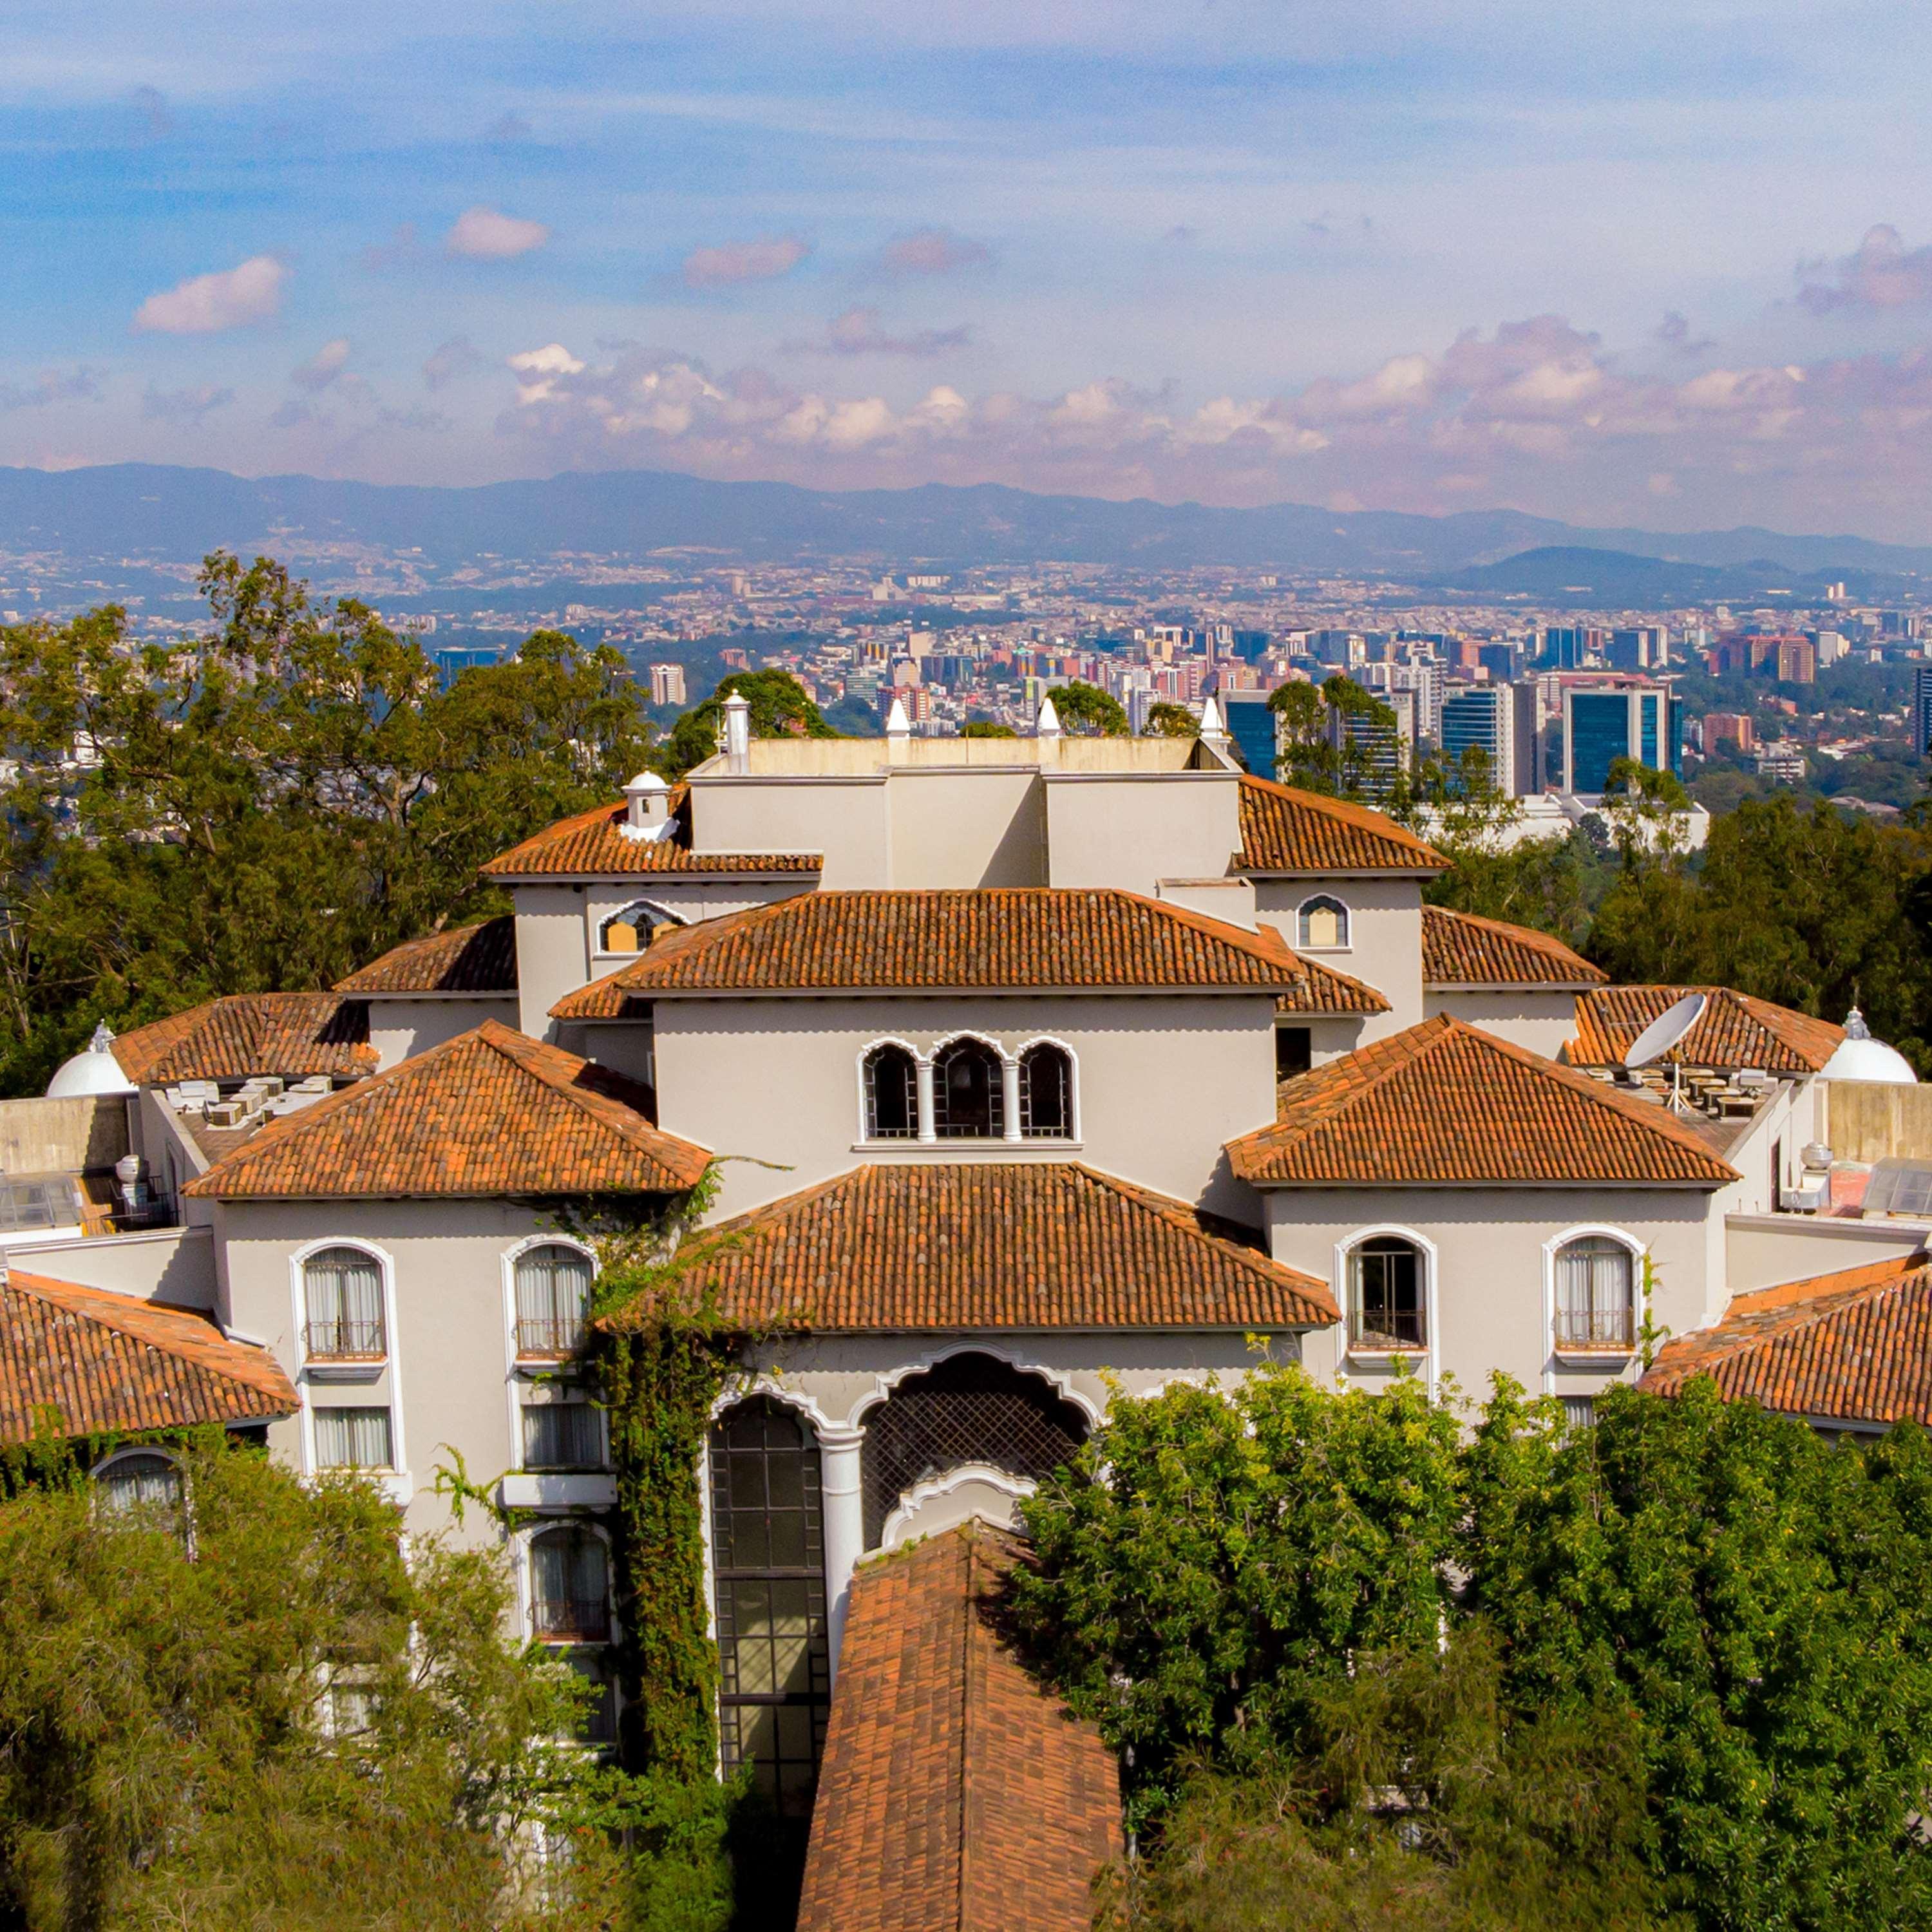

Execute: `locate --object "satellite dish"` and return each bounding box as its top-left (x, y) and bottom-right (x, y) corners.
top-left (1624, 992), bottom-right (1707, 1069)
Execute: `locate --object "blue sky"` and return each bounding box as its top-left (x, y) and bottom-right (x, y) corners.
top-left (6, 0), bottom-right (1932, 536)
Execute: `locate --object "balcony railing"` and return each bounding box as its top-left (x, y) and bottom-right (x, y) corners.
top-left (516, 1314), bottom-right (585, 1359)
top-left (1554, 1309), bottom-right (1635, 1351)
top-left (1350, 1306), bottom-right (1426, 1350)
top-left (305, 1316), bottom-right (387, 1361)
top-left (533, 1596), bottom-right (610, 1643)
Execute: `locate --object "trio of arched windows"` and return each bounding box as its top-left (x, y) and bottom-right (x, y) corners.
top-left (861, 1039), bottom-right (1075, 1142)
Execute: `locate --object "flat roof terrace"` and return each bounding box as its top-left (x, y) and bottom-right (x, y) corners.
top-left (687, 735), bottom-right (1233, 779)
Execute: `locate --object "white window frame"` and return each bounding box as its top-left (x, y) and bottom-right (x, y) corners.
top-left (289, 1237), bottom-right (407, 1487)
top-left (1296, 893), bottom-right (1352, 951)
top-left (1542, 1224), bottom-right (1647, 1387)
top-left (515, 1516), bottom-right (620, 1648)
top-left (502, 1231), bottom-right (601, 1469)
top-left (854, 1037), bottom-right (925, 1144)
top-left (592, 897), bottom-right (683, 961)
top-left (1333, 1225), bottom-right (1439, 1397)
top-left (927, 1032), bottom-right (1011, 1142)
top-left (1012, 1035), bottom-right (1082, 1143)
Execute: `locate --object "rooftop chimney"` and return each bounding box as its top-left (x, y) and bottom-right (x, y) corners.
top-left (621, 770), bottom-right (671, 838)
top-left (723, 690), bottom-right (752, 770)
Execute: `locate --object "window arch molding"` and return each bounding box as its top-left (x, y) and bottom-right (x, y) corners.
top-left (514, 1515), bottom-right (618, 1646)
top-left (1296, 893), bottom-right (1351, 951)
top-left (927, 1033), bottom-right (1010, 1139)
top-left (850, 1341), bottom-right (1104, 1434)
top-left (1010, 1034), bottom-right (1081, 1141)
top-left (1540, 1224), bottom-right (1647, 1386)
top-left (90, 1444), bottom-right (185, 1514)
top-left (1332, 1225), bottom-right (1439, 1396)
top-left (854, 1037), bottom-right (926, 1144)
top-left (594, 898), bottom-right (684, 958)
top-left (500, 1231), bottom-right (598, 1367)
top-left (288, 1236), bottom-right (406, 1480)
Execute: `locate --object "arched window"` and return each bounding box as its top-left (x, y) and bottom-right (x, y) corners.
top-left (1349, 1236), bottom-right (1425, 1350)
top-left (862, 1044), bottom-right (918, 1140)
top-left (1298, 894), bottom-right (1350, 949)
top-left (516, 1244), bottom-right (594, 1358)
top-left (1018, 1043), bottom-right (1072, 1138)
top-left (303, 1245), bottom-right (385, 1361)
top-left (94, 1450), bottom-right (182, 1515)
top-left (708, 1400), bottom-right (831, 1818)
top-left (1554, 1236), bottom-right (1636, 1350)
top-left (860, 1353), bottom-right (1089, 1549)
top-left (932, 1038), bottom-right (1003, 1139)
top-left (529, 1526), bottom-right (610, 1642)
top-left (598, 900), bottom-right (679, 955)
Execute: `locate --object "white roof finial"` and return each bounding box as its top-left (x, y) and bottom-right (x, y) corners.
top-left (885, 696), bottom-right (911, 740)
top-left (1036, 692), bottom-right (1062, 739)
top-left (1198, 693), bottom-right (1226, 741)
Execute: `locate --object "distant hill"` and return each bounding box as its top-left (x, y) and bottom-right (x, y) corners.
top-left (1438, 545), bottom-right (1911, 605)
top-left (1, 462), bottom-right (1927, 601)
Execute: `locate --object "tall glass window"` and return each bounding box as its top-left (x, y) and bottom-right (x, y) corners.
top-left (862, 1044), bottom-right (918, 1139)
top-left (304, 1247), bottom-right (385, 1360)
top-left (1554, 1237), bottom-right (1636, 1349)
top-left (529, 1526), bottom-right (610, 1642)
top-left (1297, 895), bottom-right (1349, 949)
top-left (1349, 1237), bottom-right (1425, 1350)
top-left (523, 1401), bottom-right (605, 1470)
top-left (516, 1245), bottom-right (594, 1358)
top-left (95, 1450), bottom-right (182, 1514)
top-left (1018, 1044), bottom-right (1072, 1137)
top-left (708, 1400), bottom-right (830, 1819)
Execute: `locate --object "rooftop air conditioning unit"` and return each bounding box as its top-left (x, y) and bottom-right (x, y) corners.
top-left (205, 1099), bottom-right (249, 1128)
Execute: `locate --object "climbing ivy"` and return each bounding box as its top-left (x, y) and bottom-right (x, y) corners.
top-left (0, 1414), bottom-right (241, 1499)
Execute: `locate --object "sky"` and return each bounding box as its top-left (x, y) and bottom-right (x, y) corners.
top-left (6, 0), bottom-right (1932, 539)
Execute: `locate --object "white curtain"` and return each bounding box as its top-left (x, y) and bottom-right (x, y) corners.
top-left (516, 1246), bottom-right (593, 1349)
top-left (314, 1406), bottom-right (392, 1470)
top-left (1555, 1240), bottom-right (1634, 1347)
top-left (306, 1248), bottom-right (384, 1350)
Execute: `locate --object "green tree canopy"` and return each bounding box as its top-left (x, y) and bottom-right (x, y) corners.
top-left (959, 719), bottom-right (1018, 739)
top-left (1048, 680), bottom-right (1130, 737)
top-left (657, 670), bottom-right (838, 777)
top-left (1143, 701), bottom-right (1199, 738)
top-left (1267, 676), bottom-right (1398, 800)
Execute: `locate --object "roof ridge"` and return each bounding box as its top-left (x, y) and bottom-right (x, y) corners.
top-left (471, 1019), bottom-right (683, 1160)
top-left (1235, 771), bottom-right (1449, 864)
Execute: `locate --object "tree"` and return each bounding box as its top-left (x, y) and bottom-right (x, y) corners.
top-left (1048, 680), bottom-right (1130, 737)
top-left (0, 557), bottom-right (654, 1096)
top-left (657, 670), bottom-right (838, 778)
top-left (0, 1441), bottom-right (655, 1931)
top-left (1266, 677), bottom-right (1399, 801)
top-left (960, 720), bottom-right (1018, 739)
top-left (1144, 702), bottom-right (1199, 738)
top-left (1598, 757), bottom-right (1694, 864)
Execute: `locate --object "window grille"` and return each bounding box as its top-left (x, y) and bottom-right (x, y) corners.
top-left (314, 1406), bottom-right (393, 1471)
top-left (1298, 895), bottom-right (1349, 949)
top-left (304, 1247), bottom-right (385, 1359)
top-left (860, 1353), bottom-right (1088, 1549)
top-left (524, 1401), bottom-right (604, 1470)
top-left (529, 1528), bottom-right (610, 1642)
top-left (708, 1400), bottom-right (830, 1820)
top-left (0, 1175), bottom-right (81, 1233)
top-left (1350, 1238), bottom-right (1425, 1350)
top-left (95, 1451), bottom-right (182, 1513)
top-left (1018, 1044), bottom-right (1071, 1137)
top-left (931, 1039), bottom-right (1003, 1138)
top-left (1553, 1238), bottom-right (1635, 1349)
top-left (1560, 1396), bottom-right (1596, 1432)
top-left (516, 1245), bottom-right (594, 1356)
top-left (862, 1045), bottom-right (918, 1139)
top-left (599, 901), bottom-right (676, 954)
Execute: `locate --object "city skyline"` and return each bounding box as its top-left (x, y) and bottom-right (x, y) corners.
top-left (7, 1), bottom-right (1932, 537)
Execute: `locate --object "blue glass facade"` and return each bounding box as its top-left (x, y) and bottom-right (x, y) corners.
top-left (1439, 687), bottom-right (1506, 784)
top-left (1222, 694), bottom-right (1280, 778)
top-left (1566, 688), bottom-right (1680, 791)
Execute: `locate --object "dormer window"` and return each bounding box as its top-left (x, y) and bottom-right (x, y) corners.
top-left (1297, 895), bottom-right (1350, 949)
top-left (598, 900), bottom-right (679, 956)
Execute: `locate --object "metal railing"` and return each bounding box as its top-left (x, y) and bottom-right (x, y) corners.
top-left (304, 1316), bottom-right (387, 1360)
top-left (533, 1596), bottom-right (609, 1643)
top-left (1349, 1306), bottom-right (1426, 1350)
top-left (1554, 1307), bottom-right (1634, 1350)
top-left (516, 1314), bottom-right (585, 1358)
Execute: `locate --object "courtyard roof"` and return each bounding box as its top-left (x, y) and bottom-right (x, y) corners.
top-left (113, 994), bottom-right (377, 1086)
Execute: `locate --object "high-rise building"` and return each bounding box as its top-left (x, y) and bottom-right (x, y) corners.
top-left (1608, 627), bottom-right (1669, 672)
top-left (1562, 684), bottom-right (1682, 793)
top-left (1913, 665), bottom-right (1932, 761)
top-left (1218, 689), bottom-right (1279, 779)
top-left (1439, 684), bottom-right (1517, 795)
top-left (1511, 681), bottom-right (1546, 794)
top-left (1326, 687), bottom-right (1414, 800)
top-left (649, 663), bottom-right (688, 708)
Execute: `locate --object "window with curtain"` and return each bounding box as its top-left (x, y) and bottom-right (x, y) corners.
top-left (304, 1247), bottom-right (385, 1359)
top-left (529, 1526), bottom-right (609, 1642)
top-left (1298, 895), bottom-right (1350, 948)
top-left (313, 1406), bottom-right (393, 1471)
top-left (1350, 1236), bottom-right (1425, 1349)
top-left (523, 1401), bottom-right (605, 1470)
top-left (1554, 1237), bottom-right (1636, 1349)
top-left (1018, 1044), bottom-right (1072, 1137)
top-left (862, 1044), bottom-right (918, 1139)
top-left (95, 1451), bottom-right (182, 1514)
top-left (931, 1039), bottom-right (1003, 1138)
top-left (708, 1399), bottom-right (830, 1821)
top-left (598, 900), bottom-right (676, 954)
top-left (516, 1245), bottom-right (594, 1357)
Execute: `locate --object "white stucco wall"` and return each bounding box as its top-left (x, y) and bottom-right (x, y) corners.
top-left (1423, 989), bottom-right (1587, 1059)
top-left (649, 992), bottom-right (1280, 1221)
top-left (1044, 770), bottom-right (1243, 897)
top-left (368, 996), bottom-right (520, 1070)
top-left (1263, 1184), bottom-right (1721, 1406)
top-left (887, 769), bottom-right (1046, 887)
top-left (1253, 876), bottom-right (1425, 1041)
top-left (688, 775), bottom-right (890, 887)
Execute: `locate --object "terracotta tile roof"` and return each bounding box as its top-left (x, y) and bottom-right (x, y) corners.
top-left (797, 1524), bottom-right (1122, 1932)
top-left (1235, 773), bottom-right (1448, 875)
top-left (1274, 952), bottom-right (1391, 1017)
top-left (184, 1020), bottom-right (710, 1200)
top-left (335, 917), bottom-right (518, 995)
top-left (1422, 906), bottom-right (1606, 989)
top-left (1227, 1014), bottom-right (1739, 1187)
top-left (479, 788), bottom-right (821, 878)
top-left (0, 1271), bottom-right (296, 1445)
top-left (1642, 1254), bottom-right (1932, 1426)
top-left (113, 994), bottom-right (377, 1086)
top-left (1568, 985), bottom-right (1843, 1075)
top-left (553, 889), bottom-right (1354, 1018)
top-left (601, 1162), bottom-right (1338, 1334)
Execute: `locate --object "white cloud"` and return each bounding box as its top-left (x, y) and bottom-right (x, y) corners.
top-left (292, 338), bottom-right (352, 392)
top-left (681, 234), bottom-right (811, 287)
top-left (874, 226), bottom-right (992, 278)
top-left (1799, 225), bottom-right (1932, 315)
top-left (446, 206), bottom-right (551, 260)
top-left (507, 343), bottom-right (587, 403)
top-left (131, 255), bottom-right (284, 335)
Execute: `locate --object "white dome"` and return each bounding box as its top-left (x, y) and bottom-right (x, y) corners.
top-left (1820, 1008), bottom-right (1917, 1087)
top-left (45, 1022), bottom-right (136, 1100)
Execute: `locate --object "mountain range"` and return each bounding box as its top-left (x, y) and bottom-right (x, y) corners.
top-left (1, 462), bottom-right (1927, 605)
